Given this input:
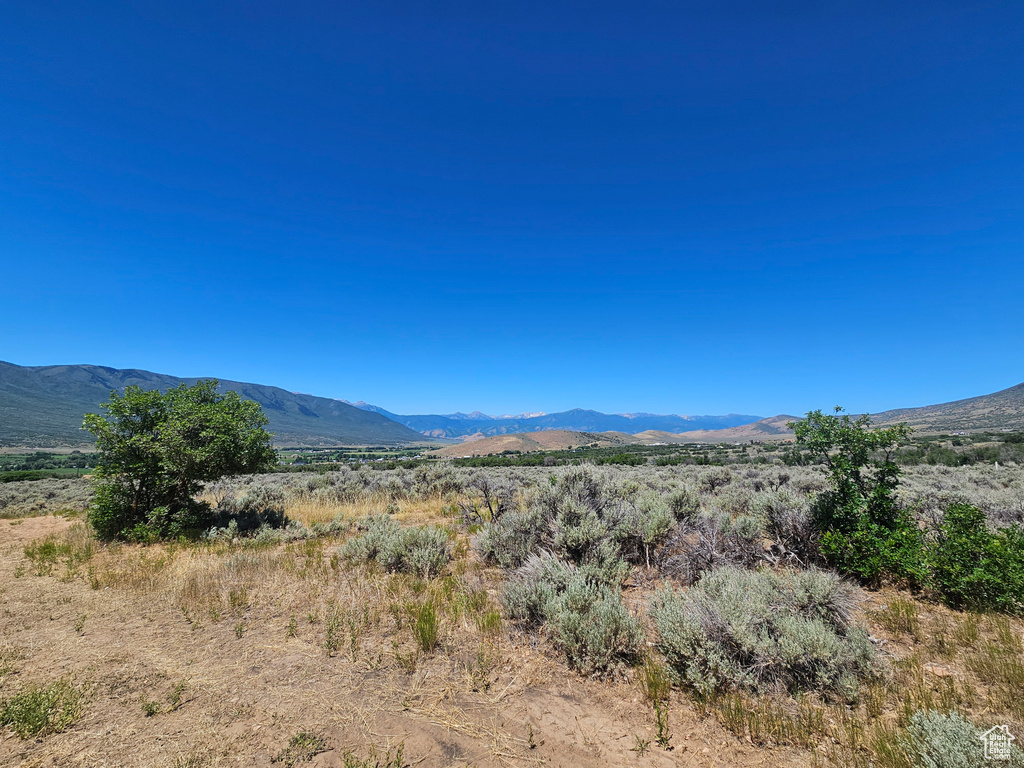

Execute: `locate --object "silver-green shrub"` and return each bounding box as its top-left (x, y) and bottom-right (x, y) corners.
top-left (547, 576), bottom-right (645, 674)
top-left (900, 710), bottom-right (1024, 768)
top-left (501, 551), bottom-right (578, 624)
top-left (666, 484), bottom-right (701, 521)
top-left (612, 491), bottom-right (675, 568)
top-left (342, 514), bottom-right (451, 578)
top-left (649, 566), bottom-right (875, 697)
top-left (475, 507), bottom-right (548, 568)
top-left (387, 524), bottom-right (452, 579)
top-left (342, 513), bottom-right (401, 562)
top-left (502, 552), bottom-right (643, 674)
top-left (205, 483), bottom-right (291, 540)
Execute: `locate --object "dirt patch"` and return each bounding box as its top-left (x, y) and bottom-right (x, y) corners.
top-left (0, 514), bottom-right (74, 544)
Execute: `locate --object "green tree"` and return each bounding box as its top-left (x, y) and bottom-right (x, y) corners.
top-left (83, 380), bottom-right (276, 541)
top-left (790, 408), bottom-right (923, 585)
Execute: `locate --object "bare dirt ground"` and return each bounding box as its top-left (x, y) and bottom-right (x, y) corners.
top-left (0, 517), bottom-right (810, 768)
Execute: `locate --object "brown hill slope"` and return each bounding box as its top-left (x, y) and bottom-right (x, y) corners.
top-left (678, 382), bottom-right (1024, 441)
top-left (870, 382), bottom-right (1024, 432)
top-left (429, 430), bottom-right (633, 457)
top-left (658, 415), bottom-right (801, 443)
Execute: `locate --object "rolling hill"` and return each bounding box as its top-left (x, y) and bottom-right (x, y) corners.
top-left (429, 430), bottom-right (637, 457)
top-left (0, 362), bottom-right (429, 448)
top-left (669, 415), bottom-right (803, 442)
top-left (6, 358), bottom-right (1019, 452)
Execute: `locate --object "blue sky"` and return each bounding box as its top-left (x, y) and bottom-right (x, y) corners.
top-left (2, 1), bottom-right (1022, 417)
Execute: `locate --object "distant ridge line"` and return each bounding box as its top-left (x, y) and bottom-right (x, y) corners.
top-left (0, 361), bottom-right (428, 448)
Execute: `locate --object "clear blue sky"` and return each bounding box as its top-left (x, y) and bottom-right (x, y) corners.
top-left (2, 1), bottom-right (1021, 417)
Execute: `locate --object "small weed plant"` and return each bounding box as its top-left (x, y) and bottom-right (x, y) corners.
top-left (273, 731), bottom-right (328, 766)
top-left (0, 677), bottom-right (84, 738)
top-left (871, 598), bottom-right (922, 640)
top-left (411, 601), bottom-right (440, 653)
top-left (340, 742), bottom-right (405, 768)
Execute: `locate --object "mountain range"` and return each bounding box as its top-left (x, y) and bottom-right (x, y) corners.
top-left (0, 362), bottom-right (426, 447)
top-left (342, 402), bottom-right (763, 439)
top-left (429, 383), bottom-right (1024, 457)
top-left (1, 361), bottom-right (1021, 450)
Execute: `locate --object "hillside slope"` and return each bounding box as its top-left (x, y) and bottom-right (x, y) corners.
top-left (676, 382), bottom-right (1024, 442)
top-left (0, 362), bottom-right (428, 447)
top-left (672, 415), bottom-right (802, 442)
top-left (870, 382), bottom-right (1024, 432)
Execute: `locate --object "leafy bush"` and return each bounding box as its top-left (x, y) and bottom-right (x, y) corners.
top-left (818, 514), bottom-right (927, 588)
top-left (343, 515), bottom-right (452, 578)
top-left (0, 678), bottom-right (84, 738)
top-left (900, 710), bottom-right (1024, 768)
top-left (650, 567), bottom-right (875, 697)
top-left (792, 408), bottom-right (923, 586)
top-left (929, 503), bottom-right (1024, 613)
